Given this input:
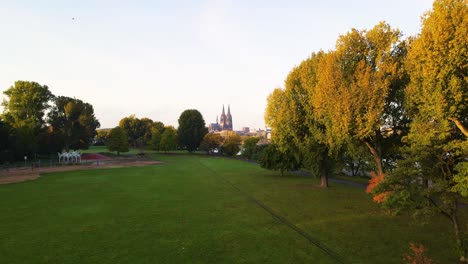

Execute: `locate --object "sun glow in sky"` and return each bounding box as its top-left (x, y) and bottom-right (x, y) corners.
top-left (0, 0), bottom-right (433, 129)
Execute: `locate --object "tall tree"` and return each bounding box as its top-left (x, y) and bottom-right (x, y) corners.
top-left (119, 116), bottom-right (160, 148)
top-left (265, 52), bottom-right (333, 187)
top-left (372, 1), bottom-right (468, 261)
top-left (48, 96), bottom-right (100, 151)
top-left (406, 0), bottom-right (467, 138)
top-left (313, 22), bottom-right (409, 176)
top-left (0, 120), bottom-right (14, 163)
top-left (2, 81), bottom-right (54, 130)
top-left (107, 126), bottom-right (129, 155)
top-left (2, 81), bottom-right (54, 157)
top-left (140, 118), bottom-right (156, 145)
top-left (119, 115), bottom-right (145, 148)
top-left (177, 109), bottom-right (208, 152)
top-left (159, 126), bottom-right (178, 153)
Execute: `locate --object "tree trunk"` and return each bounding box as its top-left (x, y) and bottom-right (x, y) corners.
top-left (320, 173), bottom-right (328, 188)
top-left (448, 117), bottom-right (468, 138)
top-left (364, 133), bottom-right (384, 176)
top-left (450, 212), bottom-right (467, 262)
top-left (320, 152), bottom-right (328, 188)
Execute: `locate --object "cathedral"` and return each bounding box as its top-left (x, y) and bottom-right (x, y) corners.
top-left (209, 105), bottom-right (233, 132)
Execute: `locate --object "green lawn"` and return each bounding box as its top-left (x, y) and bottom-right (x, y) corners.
top-left (0, 154), bottom-right (463, 263)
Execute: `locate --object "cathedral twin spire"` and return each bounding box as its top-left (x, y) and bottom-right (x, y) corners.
top-left (219, 105), bottom-right (233, 131)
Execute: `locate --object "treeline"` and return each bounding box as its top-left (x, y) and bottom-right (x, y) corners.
top-left (102, 109), bottom-right (247, 156)
top-left (264, 0), bottom-right (466, 261)
top-left (0, 81), bottom-right (100, 162)
top-left (97, 115), bottom-right (178, 154)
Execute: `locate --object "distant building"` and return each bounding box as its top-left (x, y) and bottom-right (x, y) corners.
top-left (208, 116), bottom-right (221, 132)
top-left (209, 105), bottom-right (233, 132)
top-left (242, 127), bottom-right (250, 133)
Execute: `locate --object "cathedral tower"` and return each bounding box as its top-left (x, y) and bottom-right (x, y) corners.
top-left (219, 105), bottom-right (226, 129)
top-left (226, 105), bottom-right (233, 130)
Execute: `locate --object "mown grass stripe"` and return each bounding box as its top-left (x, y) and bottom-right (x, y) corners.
top-left (196, 157), bottom-right (347, 264)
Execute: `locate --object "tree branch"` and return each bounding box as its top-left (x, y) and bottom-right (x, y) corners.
top-left (428, 197), bottom-right (452, 221)
top-left (448, 117), bottom-right (468, 137)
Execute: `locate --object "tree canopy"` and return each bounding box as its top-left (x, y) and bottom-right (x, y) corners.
top-left (107, 126), bottom-right (129, 155)
top-left (221, 131), bottom-right (242, 156)
top-left (313, 22), bottom-right (408, 175)
top-left (177, 109), bottom-right (208, 152)
top-left (370, 1), bottom-right (468, 261)
top-left (1, 81), bottom-right (54, 130)
top-left (48, 96), bottom-right (100, 151)
top-left (159, 126), bottom-right (178, 153)
top-left (200, 133), bottom-right (223, 154)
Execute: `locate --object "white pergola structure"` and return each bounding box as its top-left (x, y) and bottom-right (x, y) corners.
top-left (58, 151), bottom-right (82, 164)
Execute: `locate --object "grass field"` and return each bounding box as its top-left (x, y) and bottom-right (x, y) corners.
top-left (0, 154), bottom-right (463, 263)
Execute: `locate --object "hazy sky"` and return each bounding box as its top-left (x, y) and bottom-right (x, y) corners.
top-left (0, 0), bottom-right (433, 130)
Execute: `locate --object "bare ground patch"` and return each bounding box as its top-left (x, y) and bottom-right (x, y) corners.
top-left (0, 160), bottom-right (164, 185)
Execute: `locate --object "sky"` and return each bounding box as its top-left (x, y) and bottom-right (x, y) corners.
top-left (0, 0), bottom-right (434, 130)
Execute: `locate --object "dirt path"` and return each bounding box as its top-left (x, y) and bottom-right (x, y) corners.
top-left (0, 160), bottom-right (163, 185)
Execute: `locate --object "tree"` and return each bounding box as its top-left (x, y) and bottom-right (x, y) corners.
top-left (200, 133), bottom-right (223, 154)
top-left (177, 109), bottom-right (208, 152)
top-left (2, 81), bottom-right (54, 158)
top-left (94, 129), bottom-right (110, 146)
top-left (119, 116), bottom-right (162, 149)
top-left (0, 120), bottom-right (14, 163)
top-left (221, 131), bottom-right (241, 156)
top-left (405, 0), bottom-right (467, 201)
top-left (48, 96), bottom-right (100, 151)
top-left (258, 143), bottom-right (300, 176)
top-left (372, 1), bottom-right (468, 261)
top-left (119, 115), bottom-right (145, 148)
top-left (406, 0), bottom-right (467, 138)
top-left (241, 137), bottom-right (260, 159)
top-left (265, 52), bottom-right (333, 187)
top-left (106, 126), bottom-right (129, 155)
top-left (159, 126), bottom-right (178, 153)
top-left (2, 81), bottom-right (54, 130)
top-left (313, 22), bottom-right (409, 176)
top-left (148, 122), bottom-right (165, 151)
top-left (339, 140), bottom-right (373, 177)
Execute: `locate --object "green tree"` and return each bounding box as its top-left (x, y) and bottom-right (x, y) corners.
top-left (200, 133), bottom-right (223, 154)
top-left (258, 143), bottom-right (300, 176)
top-left (406, 0), bottom-right (467, 138)
top-left (177, 109), bottom-right (208, 152)
top-left (0, 120), bottom-right (14, 163)
top-left (119, 116), bottom-right (162, 149)
top-left (48, 96), bottom-right (100, 151)
top-left (405, 0), bottom-right (467, 201)
top-left (339, 140), bottom-right (373, 177)
top-left (119, 115), bottom-right (145, 148)
top-left (140, 118), bottom-right (155, 145)
top-left (159, 126), bottom-right (178, 153)
top-left (313, 22), bottom-right (409, 176)
top-left (2, 81), bottom-right (54, 130)
top-left (94, 129), bottom-right (110, 146)
top-left (241, 137), bottom-right (260, 159)
top-left (221, 132), bottom-right (241, 156)
top-left (372, 1), bottom-right (468, 261)
top-left (2, 81), bottom-right (54, 158)
top-left (106, 126), bottom-right (129, 155)
top-left (149, 128), bottom-right (162, 151)
top-left (265, 52), bottom-right (333, 187)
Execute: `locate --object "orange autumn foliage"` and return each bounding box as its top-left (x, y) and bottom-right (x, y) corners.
top-left (403, 243), bottom-right (435, 264)
top-left (366, 171), bottom-right (391, 203)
